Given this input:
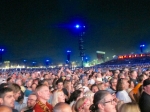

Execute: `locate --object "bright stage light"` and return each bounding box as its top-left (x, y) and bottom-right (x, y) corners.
top-left (75, 24), bottom-right (80, 29)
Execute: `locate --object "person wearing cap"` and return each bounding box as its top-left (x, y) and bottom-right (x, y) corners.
top-left (139, 78), bottom-right (150, 112)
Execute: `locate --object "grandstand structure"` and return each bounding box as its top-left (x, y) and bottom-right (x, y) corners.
top-left (99, 53), bottom-right (150, 66)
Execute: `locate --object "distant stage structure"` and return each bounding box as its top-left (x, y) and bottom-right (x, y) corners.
top-left (96, 51), bottom-right (105, 63)
top-left (98, 53), bottom-right (150, 67)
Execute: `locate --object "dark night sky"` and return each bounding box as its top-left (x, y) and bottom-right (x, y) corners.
top-left (0, 0), bottom-right (150, 64)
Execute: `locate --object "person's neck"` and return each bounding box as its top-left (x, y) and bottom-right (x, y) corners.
top-left (38, 98), bottom-right (47, 104)
top-left (111, 86), bottom-right (116, 90)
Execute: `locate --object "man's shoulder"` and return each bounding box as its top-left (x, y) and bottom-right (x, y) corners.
top-left (141, 92), bottom-right (150, 98)
top-left (46, 102), bottom-right (53, 109)
top-left (24, 109), bottom-right (33, 112)
top-left (12, 109), bottom-right (19, 112)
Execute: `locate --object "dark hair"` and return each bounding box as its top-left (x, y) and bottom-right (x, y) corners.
top-left (130, 70), bottom-right (136, 75)
top-left (39, 80), bottom-right (47, 85)
top-left (89, 74), bottom-right (93, 80)
top-left (0, 83), bottom-right (8, 89)
top-left (56, 78), bottom-right (63, 85)
top-left (0, 87), bottom-right (13, 98)
top-left (138, 74), bottom-right (145, 82)
top-left (7, 77), bottom-right (12, 82)
top-left (89, 90), bottom-right (109, 112)
top-left (91, 84), bottom-right (98, 91)
top-left (17, 91), bottom-right (24, 102)
top-left (43, 74), bottom-right (48, 78)
top-left (69, 90), bottom-right (82, 103)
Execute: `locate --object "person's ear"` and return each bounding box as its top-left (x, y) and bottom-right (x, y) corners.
top-left (37, 91), bottom-right (41, 97)
top-left (0, 98), bottom-right (3, 105)
top-left (98, 103), bottom-right (104, 110)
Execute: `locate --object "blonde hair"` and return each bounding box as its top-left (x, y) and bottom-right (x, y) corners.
top-left (97, 83), bottom-right (104, 90)
top-left (119, 102), bottom-right (140, 112)
top-left (75, 97), bottom-right (89, 112)
top-left (51, 90), bottom-right (64, 106)
top-left (84, 91), bottom-right (94, 105)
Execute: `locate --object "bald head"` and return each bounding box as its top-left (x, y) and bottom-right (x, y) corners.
top-left (53, 102), bottom-right (72, 112)
top-left (0, 105), bottom-right (12, 112)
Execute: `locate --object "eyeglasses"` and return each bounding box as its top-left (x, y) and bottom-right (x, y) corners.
top-left (104, 99), bottom-right (115, 104)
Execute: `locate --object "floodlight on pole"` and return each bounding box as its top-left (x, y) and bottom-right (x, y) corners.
top-left (45, 60), bottom-right (50, 68)
top-left (67, 50), bottom-right (71, 53)
top-left (46, 60), bottom-right (50, 62)
top-left (74, 23), bottom-right (86, 68)
top-left (32, 61), bottom-right (36, 67)
top-left (85, 57), bottom-right (88, 63)
top-left (66, 50), bottom-right (71, 64)
top-left (23, 60), bottom-right (27, 68)
top-left (0, 48), bottom-right (5, 63)
top-left (140, 44), bottom-right (145, 53)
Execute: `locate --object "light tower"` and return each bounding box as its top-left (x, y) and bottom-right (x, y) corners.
top-left (140, 44), bottom-right (145, 53)
top-left (23, 60), bottom-right (27, 68)
top-left (75, 24), bottom-right (86, 68)
top-left (66, 50), bottom-right (71, 64)
top-left (0, 48), bottom-right (5, 64)
top-left (45, 60), bottom-right (50, 68)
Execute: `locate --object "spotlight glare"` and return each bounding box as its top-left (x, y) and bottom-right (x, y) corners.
top-left (75, 24), bottom-right (80, 29)
top-left (67, 50), bottom-right (71, 53)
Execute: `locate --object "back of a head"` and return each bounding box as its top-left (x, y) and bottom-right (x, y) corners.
top-left (69, 90), bottom-right (82, 103)
top-left (8, 83), bottom-right (21, 93)
top-left (35, 84), bottom-right (47, 92)
top-left (75, 97), bottom-right (87, 112)
top-left (53, 102), bottom-right (72, 112)
top-left (0, 105), bottom-right (12, 112)
top-left (90, 90), bottom-right (110, 112)
top-left (119, 102), bottom-right (140, 112)
top-left (116, 78), bottom-right (127, 92)
top-left (138, 74), bottom-right (145, 82)
top-left (0, 83), bottom-right (8, 89)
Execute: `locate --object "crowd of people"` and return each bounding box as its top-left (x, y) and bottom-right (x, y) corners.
top-left (0, 66), bottom-right (150, 112)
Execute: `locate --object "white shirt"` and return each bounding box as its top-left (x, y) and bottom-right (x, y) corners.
top-left (116, 90), bottom-right (132, 103)
top-left (88, 79), bottom-right (95, 85)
